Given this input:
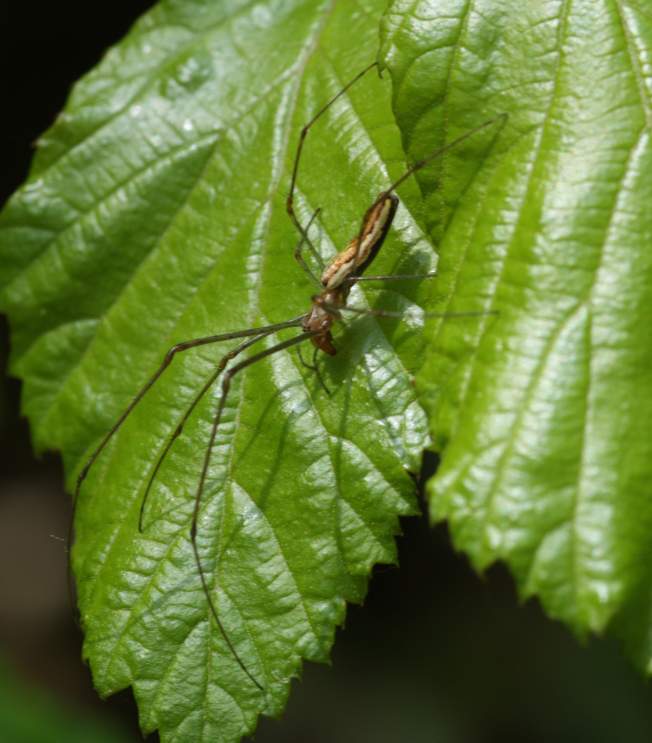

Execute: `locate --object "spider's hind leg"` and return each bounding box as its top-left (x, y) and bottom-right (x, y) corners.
top-left (297, 344), bottom-right (331, 396)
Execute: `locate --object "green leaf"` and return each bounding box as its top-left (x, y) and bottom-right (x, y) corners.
top-left (382, 0), bottom-right (652, 667)
top-left (0, 1), bottom-right (443, 740)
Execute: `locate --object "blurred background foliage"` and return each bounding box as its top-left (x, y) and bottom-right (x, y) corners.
top-left (2, 2), bottom-right (652, 742)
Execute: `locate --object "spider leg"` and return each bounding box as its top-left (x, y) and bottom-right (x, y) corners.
top-left (385, 113), bottom-right (508, 195)
top-left (68, 316), bottom-right (305, 625)
top-left (297, 343), bottom-right (331, 395)
top-left (293, 207), bottom-right (324, 286)
top-left (139, 327), bottom-right (284, 532)
top-left (286, 62), bottom-right (379, 281)
top-left (335, 304), bottom-right (498, 320)
top-left (190, 330), bottom-right (315, 692)
top-left (344, 271), bottom-right (437, 284)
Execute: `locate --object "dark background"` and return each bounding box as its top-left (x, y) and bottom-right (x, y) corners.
top-left (2, 4), bottom-right (652, 742)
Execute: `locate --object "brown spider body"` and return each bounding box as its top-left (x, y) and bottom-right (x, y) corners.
top-left (303, 192), bottom-right (399, 354)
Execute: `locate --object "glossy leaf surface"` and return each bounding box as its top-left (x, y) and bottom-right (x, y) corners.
top-left (382, 0), bottom-right (652, 667)
top-left (0, 1), bottom-right (438, 740)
